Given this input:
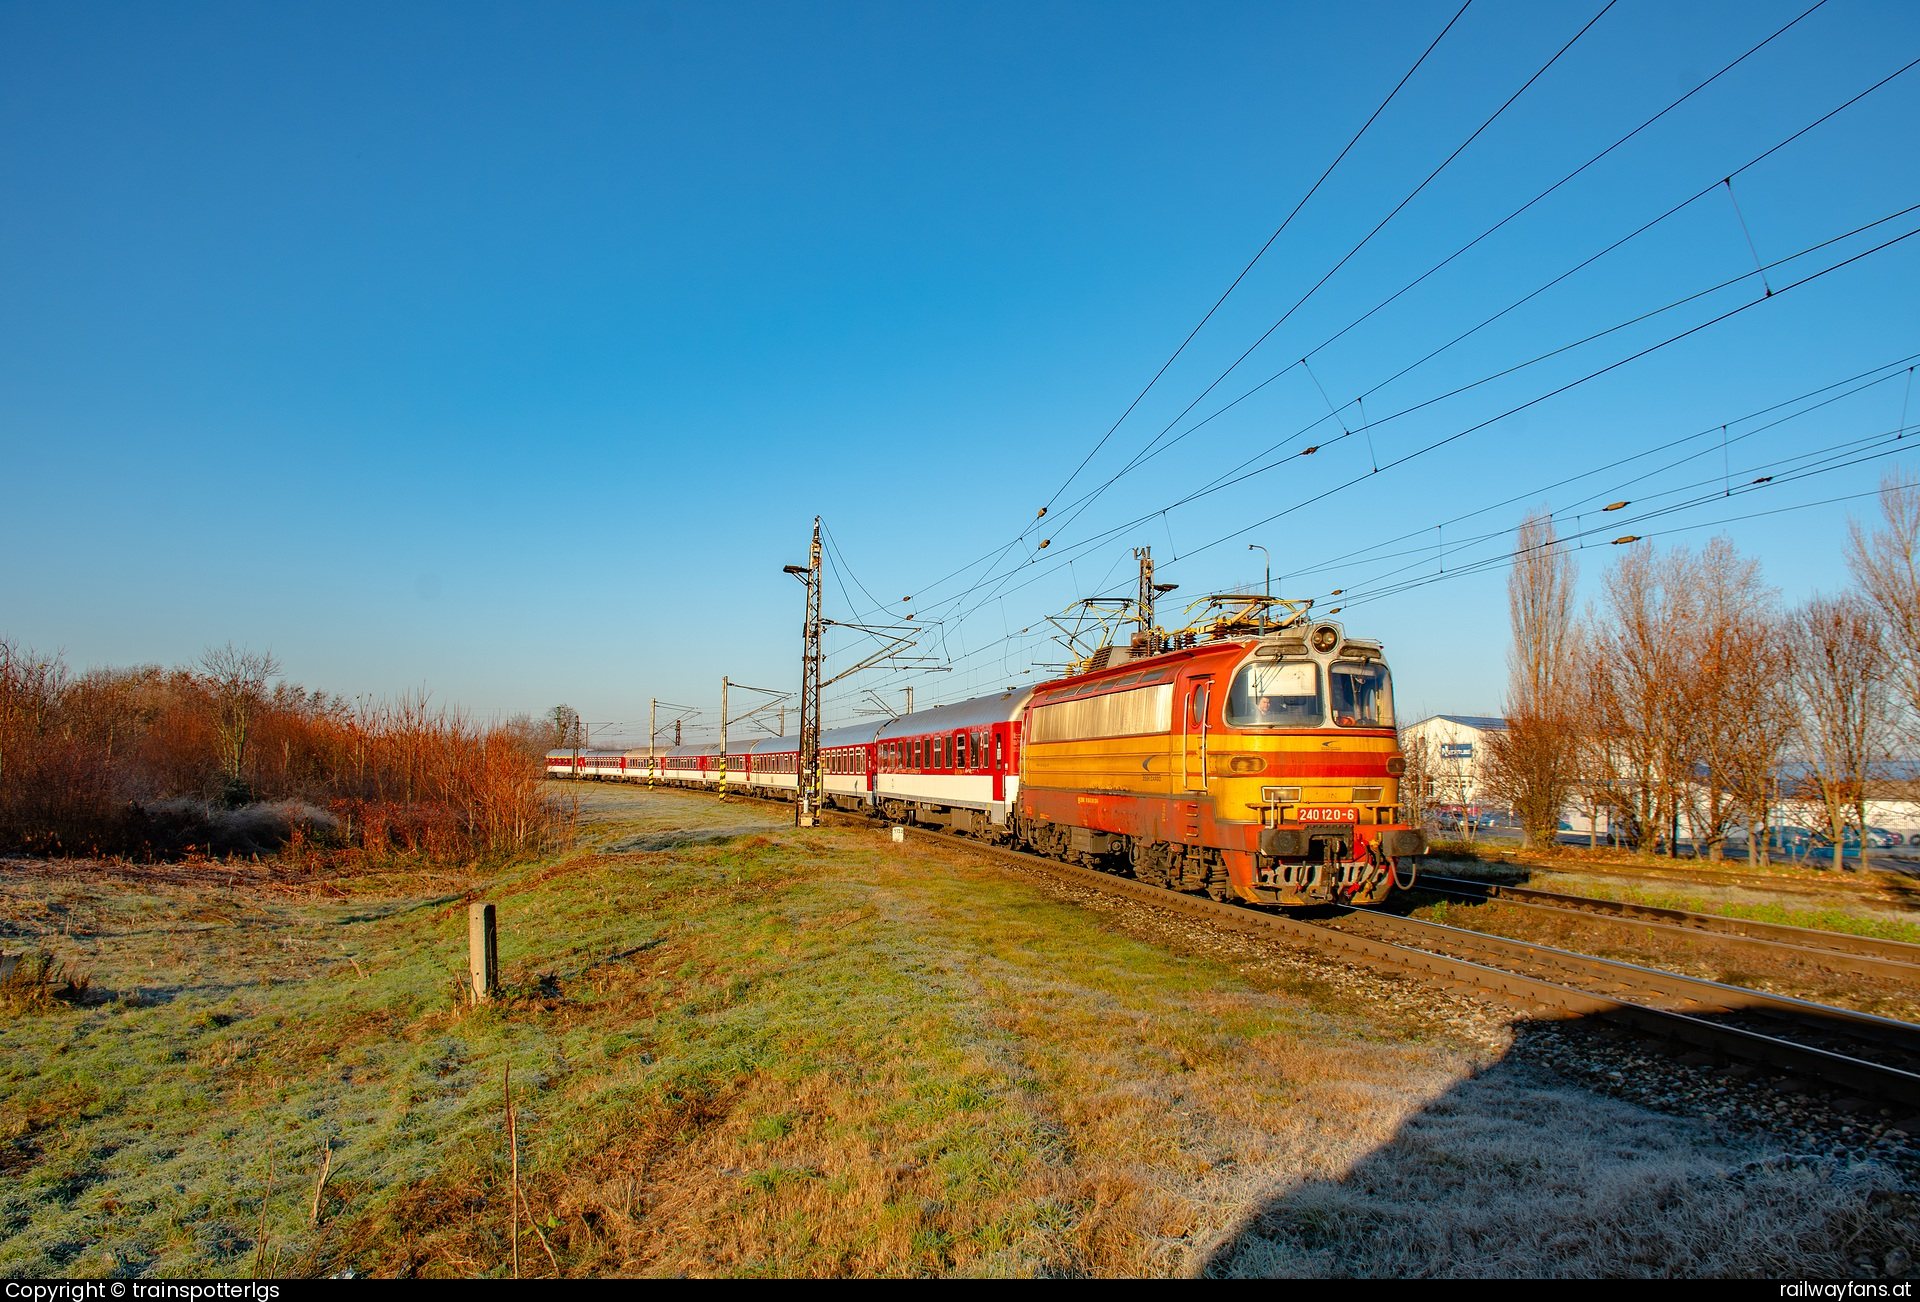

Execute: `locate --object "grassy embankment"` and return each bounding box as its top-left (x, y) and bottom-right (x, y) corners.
top-left (1425, 839), bottom-right (1920, 946)
top-left (2, 786), bottom-right (1907, 1278)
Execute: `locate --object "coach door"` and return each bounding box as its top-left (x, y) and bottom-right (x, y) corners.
top-left (1181, 675), bottom-right (1212, 793)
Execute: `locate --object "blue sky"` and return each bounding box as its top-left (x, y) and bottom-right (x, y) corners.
top-left (3, 1), bottom-right (1916, 743)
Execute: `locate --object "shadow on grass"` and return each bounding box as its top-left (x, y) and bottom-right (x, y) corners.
top-left (1196, 1008), bottom-right (1915, 1279)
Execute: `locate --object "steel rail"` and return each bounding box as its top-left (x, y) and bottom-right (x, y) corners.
top-left (573, 782), bottom-right (1920, 1107)
top-left (1427, 852), bottom-right (1919, 904)
top-left (1335, 906), bottom-right (1920, 1055)
top-left (944, 837), bottom-right (1920, 1109)
top-left (1416, 873), bottom-right (1920, 979)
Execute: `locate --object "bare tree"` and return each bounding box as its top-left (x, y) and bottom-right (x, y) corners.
top-left (1484, 511), bottom-right (1580, 847)
top-left (1784, 595), bottom-right (1892, 871)
top-left (1568, 632), bottom-right (1634, 847)
top-left (1847, 469), bottom-right (1920, 750)
top-left (547, 704), bottom-right (582, 750)
top-left (1714, 628), bottom-right (1796, 865)
top-left (1586, 544), bottom-right (1689, 854)
top-left (1398, 728), bottom-right (1436, 830)
top-left (1687, 540), bottom-right (1773, 860)
top-left (199, 644), bottom-right (280, 802)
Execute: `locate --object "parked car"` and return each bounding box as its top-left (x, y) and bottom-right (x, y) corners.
top-left (1808, 826), bottom-right (1898, 851)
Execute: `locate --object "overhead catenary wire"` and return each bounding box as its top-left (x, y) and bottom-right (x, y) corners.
top-left (853, 349), bottom-right (1920, 709)
top-left (1034, 50), bottom-right (1920, 557)
top-left (1034, 0), bottom-right (1476, 519)
top-left (1285, 355), bottom-right (1920, 583)
top-left (1022, 1), bottom-right (1621, 552)
top-left (885, 1), bottom-right (1617, 620)
top-left (1324, 419), bottom-right (1920, 604)
top-left (901, 202), bottom-right (1920, 651)
top-left (816, 25), bottom-right (1919, 713)
top-left (906, 30), bottom-right (1910, 633)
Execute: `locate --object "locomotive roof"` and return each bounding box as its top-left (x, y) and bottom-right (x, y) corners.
top-left (875, 686), bottom-right (1037, 739)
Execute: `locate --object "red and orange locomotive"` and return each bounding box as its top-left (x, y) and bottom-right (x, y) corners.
top-left (550, 610), bottom-right (1422, 908)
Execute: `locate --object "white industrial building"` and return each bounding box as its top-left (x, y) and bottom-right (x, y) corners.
top-left (1398, 714), bottom-right (1506, 810)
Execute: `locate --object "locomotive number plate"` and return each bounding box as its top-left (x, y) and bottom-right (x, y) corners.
top-left (1296, 806), bottom-right (1359, 823)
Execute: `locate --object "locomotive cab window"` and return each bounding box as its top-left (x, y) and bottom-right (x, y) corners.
top-left (1226, 661), bottom-right (1322, 728)
top-left (1329, 661), bottom-right (1393, 728)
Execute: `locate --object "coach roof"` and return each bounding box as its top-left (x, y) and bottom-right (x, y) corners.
top-left (875, 687), bottom-right (1037, 741)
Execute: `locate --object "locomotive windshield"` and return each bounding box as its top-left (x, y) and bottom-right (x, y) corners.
top-left (1330, 661), bottom-right (1393, 727)
top-left (1226, 660), bottom-right (1321, 727)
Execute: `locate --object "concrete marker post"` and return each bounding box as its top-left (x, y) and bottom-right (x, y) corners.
top-left (469, 901), bottom-right (498, 1004)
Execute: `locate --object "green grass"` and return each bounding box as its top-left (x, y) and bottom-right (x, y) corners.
top-left (1564, 884), bottom-right (1920, 947)
top-left (0, 793), bottom-right (1476, 1278)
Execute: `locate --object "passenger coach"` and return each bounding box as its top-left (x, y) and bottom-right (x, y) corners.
top-left (544, 617), bottom-right (1421, 909)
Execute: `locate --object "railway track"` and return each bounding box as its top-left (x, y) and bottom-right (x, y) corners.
top-left (1411, 873), bottom-right (1920, 981)
top-left (609, 785), bottom-right (1920, 1112)
top-left (1426, 853), bottom-right (1920, 906)
top-left (941, 835), bottom-right (1920, 1114)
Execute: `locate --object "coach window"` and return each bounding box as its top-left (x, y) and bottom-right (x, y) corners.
top-left (994, 732), bottom-right (1004, 767)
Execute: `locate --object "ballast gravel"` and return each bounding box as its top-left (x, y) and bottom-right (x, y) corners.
top-left (975, 848), bottom-right (1920, 1181)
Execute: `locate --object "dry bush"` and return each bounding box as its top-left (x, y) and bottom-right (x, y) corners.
top-left (0, 950), bottom-right (89, 1014)
top-left (0, 638), bottom-right (570, 867)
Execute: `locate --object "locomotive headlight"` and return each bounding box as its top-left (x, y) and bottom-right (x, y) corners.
top-left (1228, 756), bottom-right (1264, 774)
top-left (1310, 625), bottom-right (1339, 653)
top-left (1385, 756), bottom-right (1406, 777)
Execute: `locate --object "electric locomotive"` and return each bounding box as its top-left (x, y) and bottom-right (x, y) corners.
top-left (547, 607), bottom-right (1423, 908)
top-left (1014, 611), bottom-right (1422, 906)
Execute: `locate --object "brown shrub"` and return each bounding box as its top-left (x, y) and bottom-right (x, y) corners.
top-left (0, 638), bottom-right (569, 866)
